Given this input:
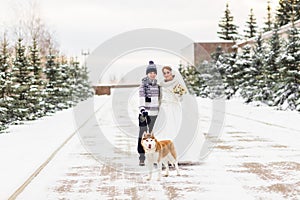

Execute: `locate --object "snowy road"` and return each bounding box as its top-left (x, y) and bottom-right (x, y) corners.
top-left (1, 89), bottom-right (300, 200)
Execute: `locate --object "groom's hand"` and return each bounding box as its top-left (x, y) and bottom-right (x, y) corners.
top-left (140, 109), bottom-right (148, 117)
top-left (143, 111), bottom-right (148, 117)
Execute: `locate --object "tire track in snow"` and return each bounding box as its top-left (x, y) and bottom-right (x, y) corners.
top-left (201, 104), bottom-right (300, 133)
top-left (8, 98), bottom-right (110, 200)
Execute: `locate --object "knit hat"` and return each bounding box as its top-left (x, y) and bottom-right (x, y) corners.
top-left (146, 61), bottom-right (157, 75)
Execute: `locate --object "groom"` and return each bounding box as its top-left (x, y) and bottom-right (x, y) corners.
top-left (137, 61), bottom-right (160, 166)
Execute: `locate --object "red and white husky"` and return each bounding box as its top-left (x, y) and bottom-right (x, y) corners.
top-left (141, 132), bottom-right (180, 181)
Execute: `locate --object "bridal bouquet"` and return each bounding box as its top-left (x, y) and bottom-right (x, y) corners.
top-left (173, 84), bottom-right (187, 96)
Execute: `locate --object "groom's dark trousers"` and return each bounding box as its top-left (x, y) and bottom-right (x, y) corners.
top-left (137, 115), bottom-right (157, 162)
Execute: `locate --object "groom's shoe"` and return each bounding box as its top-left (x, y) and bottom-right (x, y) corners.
top-left (139, 160), bottom-right (145, 166)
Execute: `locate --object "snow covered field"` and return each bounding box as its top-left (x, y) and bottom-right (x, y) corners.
top-left (0, 88), bottom-right (299, 200)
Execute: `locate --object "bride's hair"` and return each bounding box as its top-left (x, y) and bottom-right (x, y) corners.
top-left (162, 66), bottom-right (172, 72)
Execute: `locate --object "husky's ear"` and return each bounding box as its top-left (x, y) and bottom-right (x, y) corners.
top-left (142, 131), bottom-right (147, 138)
top-left (150, 131), bottom-right (154, 137)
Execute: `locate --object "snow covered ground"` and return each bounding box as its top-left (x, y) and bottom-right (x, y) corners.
top-left (0, 88), bottom-right (299, 200)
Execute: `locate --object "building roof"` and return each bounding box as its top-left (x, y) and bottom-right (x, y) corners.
top-left (237, 19), bottom-right (300, 46)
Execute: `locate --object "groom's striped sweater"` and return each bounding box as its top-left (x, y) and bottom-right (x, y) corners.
top-left (139, 77), bottom-right (160, 116)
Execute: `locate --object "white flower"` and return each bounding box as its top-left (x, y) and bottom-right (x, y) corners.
top-left (173, 84), bottom-right (186, 96)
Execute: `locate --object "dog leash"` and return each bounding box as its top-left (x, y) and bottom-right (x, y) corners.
top-left (145, 115), bottom-right (150, 133)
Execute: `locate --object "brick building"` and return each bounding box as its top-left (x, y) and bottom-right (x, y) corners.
top-left (193, 41), bottom-right (236, 65)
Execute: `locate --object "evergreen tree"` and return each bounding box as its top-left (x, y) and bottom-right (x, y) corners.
top-left (252, 34), bottom-right (267, 102)
top-left (71, 60), bottom-right (93, 101)
top-left (244, 8), bottom-right (258, 39)
top-left (0, 99), bottom-right (7, 132)
top-left (44, 48), bottom-right (57, 112)
top-left (179, 64), bottom-right (209, 97)
top-left (1, 35), bottom-right (93, 131)
top-left (44, 51), bottom-right (73, 111)
top-left (232, 45), bottom-right (253, 101)
top-left (263, 24), bottom-right (282, 104)
top-left (55, 61), bottom-right (73, 109)
top-left (180, 59), bottom-right (223, 99)
top-left (0, 34), bottom-right (11, 99)
top-left (205, 61), bottom-right (224, 99)
top-left (216, 46), bottom-right (238, 99)
top-left (80, 65), bottom-right (93, 98)
top-left (210, 47), bottom-right (226, 99)
top-left (241, 36), bottom-right (264, 103)
top-left (276, 0), bottom-right (290, 27)
top-left (10, 38), bottom-right (34, 121)
top-left (211, 46), bottom-right (224, 65)
top-left (276, 0), bottom-right (298, 27)
top-left (263, 1), bottom-right (273, 32)
top-left (217, 3), bottom-right (239, 41)
top-left (295, 0), bottom-right (300, 21)
top-left (0, 34), bottom-right (11, 131)
top-left (198, 61), bottom-right (215, 98)
top-left (289, 0), bottom-right (300, 22)
top-left (274, 23), bottom-right (300, 110)
top-left (68, 58), bottom-right (78, 104)
top-left (27, 37), bottom-right (45, 118)
top-left (59, 56), bottom-right (74, 107)
top-left (213, 46), bottom-right (226, 90)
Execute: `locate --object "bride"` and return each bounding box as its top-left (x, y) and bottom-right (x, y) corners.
top-left (153, 66), bottom-right (205, 162)
top-left (153, 66), bottom-right (186, 142)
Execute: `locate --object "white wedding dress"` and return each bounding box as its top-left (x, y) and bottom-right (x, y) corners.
top-left (153, 71), bottom-right (205, 162)
top-left (153, 75), bottom-right (183, 141)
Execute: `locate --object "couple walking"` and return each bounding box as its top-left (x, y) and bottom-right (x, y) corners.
top-left (137, 61), bottom-right (187, 166)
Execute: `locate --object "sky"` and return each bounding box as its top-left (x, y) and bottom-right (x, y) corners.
top-left (0, 0), bottom-right (279, 83)
top-left (0, 0), bottom-right (279, 56)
